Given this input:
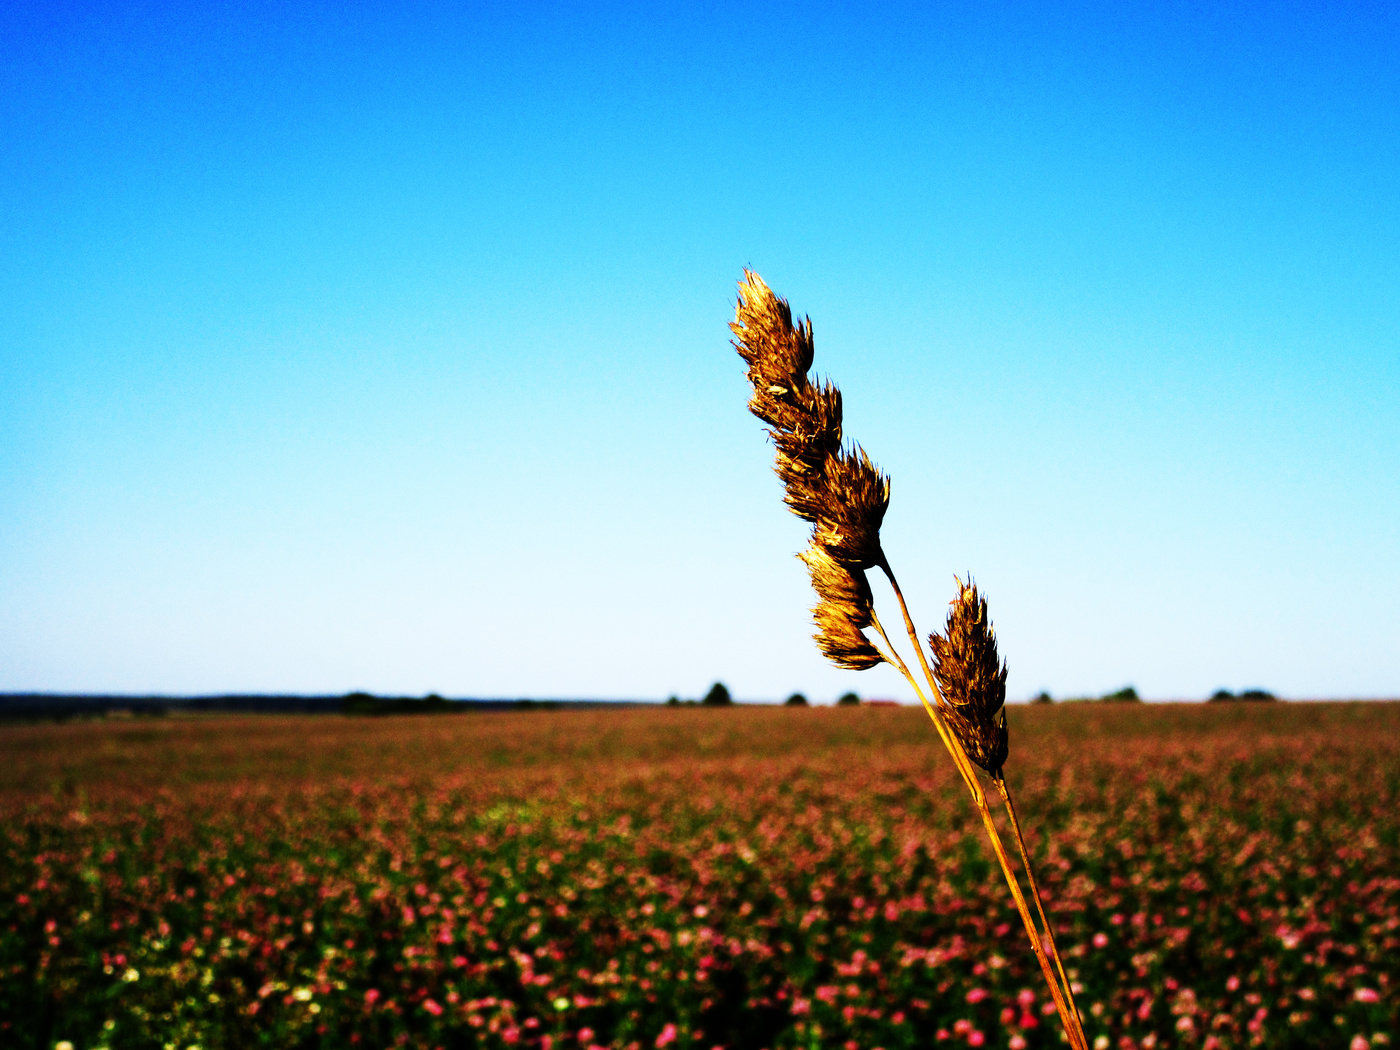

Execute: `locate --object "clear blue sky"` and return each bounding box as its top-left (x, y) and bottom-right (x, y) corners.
top-left (3, 1), bottom-right (1397, 702)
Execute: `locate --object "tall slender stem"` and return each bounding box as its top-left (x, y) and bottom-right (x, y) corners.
top-left (872, 563), bottom-right (980, 794)
top-left (876, 556), bottom-right (941, 702)
top-left (998, 776), bottom-right (1085, 1034)
top-left (870, 557), bottom-right (1087, 1050)
top-left (869, 611), bottom-right (922, 703)
top-left (969, 790), bottom-right (1085, 1050)
top-left (868, 616), bottom-right (1083, 1044)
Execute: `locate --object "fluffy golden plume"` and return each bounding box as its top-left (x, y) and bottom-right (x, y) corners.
top-left (799, 544), bottom-right (883, 669)
top-left (731, 270), bottom-right (888, 668)
top-left (928, 578), bottom-right (1009, 774)
top-left (809, 447), bottom-right (889, 570)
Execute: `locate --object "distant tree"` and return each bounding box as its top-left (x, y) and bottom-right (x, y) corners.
top-left (1209, 688), bottom-right (1276, 702)
top-left (784, 692), bottom-right (808, 707)
top-left (1031, 691), bottom-right (1054, 705)
top-left (342, 691), bottom-right (379, 715)
top-left (1101, 686), bottom-right (1140, 703)
top-left (836, 691), bottom-right (861, 707)
top-left (665, 695), bottom-right (680, 706)
top-left (701, 682), bottom-right (732, 706)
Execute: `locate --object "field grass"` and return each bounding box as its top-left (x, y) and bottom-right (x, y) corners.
top-left (2, 702), bottom-right (1397, 1050)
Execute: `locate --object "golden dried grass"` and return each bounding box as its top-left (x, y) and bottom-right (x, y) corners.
top-left (731, 271), bottom-right (1089, 1049)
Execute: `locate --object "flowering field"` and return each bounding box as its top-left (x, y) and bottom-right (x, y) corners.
top-left (2, 701), bottom-right (1396, 1050)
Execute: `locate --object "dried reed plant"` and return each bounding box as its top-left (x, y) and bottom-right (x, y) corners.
top-left (731, 271), bottom-right (1089, 1050)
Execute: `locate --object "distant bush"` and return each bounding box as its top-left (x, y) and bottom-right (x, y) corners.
top-left (836, 692), bottom-right (861, 707)
top-left (1210, 688), bottom-right (1277, 703)
top-left (665, 695), bottom-right (680, 706)
top-left (1031, 691), bottom-right (1053, 705)
top-left (342, 692), bottom-right (460, 716)
top-left (1101, 687), bottom-right (1140, 703)
top-left (701, 682), bottom-right (733, 707)
top-left (784, 692), bottom-right (809, 707)
top-left (342, 692), bottom-right (381, 715)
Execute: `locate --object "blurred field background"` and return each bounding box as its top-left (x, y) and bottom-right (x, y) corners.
top-left (2, 702), bottom-right (1396, 1050)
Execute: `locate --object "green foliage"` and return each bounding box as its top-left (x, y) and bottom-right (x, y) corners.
top-left (835, 692), bottom-right (860, 707)
top-left (784, 693), bottom-right (808, 707)
top-left (1031, 691), bottom-right (1054, 705)
top-left (1100, 686), bottom-right (1140, 703)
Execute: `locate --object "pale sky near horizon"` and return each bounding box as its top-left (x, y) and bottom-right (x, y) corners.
top-left (3, 1), bottom-right (1397, 703)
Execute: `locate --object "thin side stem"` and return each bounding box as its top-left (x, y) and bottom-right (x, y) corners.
top-left (969, 790), bottom-right (1085, 1050)
top-left (998, 776), bottom-right (1086, 1036)
top-left (867, 617), bottom-right (1085, 1045)
top-left (869, 612), bottom-right (922, 703)
top-left (874, 559), bottom-right (988, 802)
top-left (876, 556), bottom-right (941, 703)
top-left (869, 610), bottom-right (985, 800)
top-left (875, 559), bottom-right (994, 821)
top-left (872, 556), bottom-right (1087, 1050)
top-left (871, 572), bottom-right (980, 796)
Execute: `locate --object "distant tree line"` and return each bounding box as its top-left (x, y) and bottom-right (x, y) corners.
top-left (1208, 688), bottom-right (1277, 702)
top-left (664, 685), bottom-right (865, 707)
top-left (0, 693), bottom-right (650, 722)
top-left (1029, 686), bottom-right (1277, 704)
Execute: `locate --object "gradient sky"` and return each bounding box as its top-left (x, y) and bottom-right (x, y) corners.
top-left (3, 1), bottom-right (1397, 702)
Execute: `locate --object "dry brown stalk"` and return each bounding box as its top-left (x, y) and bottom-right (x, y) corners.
top-left (888, 571), bottom-right (1085, 1050)
top-left (998, 775), bottom-right (1086, 1033)
top-left (730, 270), bottom-right (1089, 1050)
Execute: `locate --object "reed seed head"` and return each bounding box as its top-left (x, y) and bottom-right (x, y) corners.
top-left (809, 446), bottom-right (890, 571)
top-left (731, 272), bottom-right (844, 526)
top-left (769, 381), bottom-right (844, 523)
top-left (731, 271), bottom-right (889, 559)
top-left (732, 269), bottom-right (889, 669)
top-left (928, 578), bottom-right (1008, 774)
top-left (731, 270), bottom-right (815, 405)
top-left (799, 544), bottom-right (883, 670)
